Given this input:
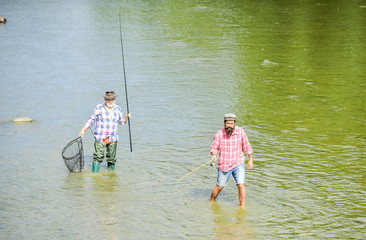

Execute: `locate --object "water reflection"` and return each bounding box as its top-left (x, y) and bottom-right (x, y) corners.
top-left (91, 171), bottom-right (120, 226)
top-left (62, 171), bottom-right (126, 238)
top-left (92, 171), bottom-right (118, 192)
top-left (211, 203), bottom-right (255, 240)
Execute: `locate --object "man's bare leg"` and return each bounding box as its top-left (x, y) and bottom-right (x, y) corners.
top-left (210, 185), bottom-right (224, 203)
top-left (237, 184), bottom-right (246, 206)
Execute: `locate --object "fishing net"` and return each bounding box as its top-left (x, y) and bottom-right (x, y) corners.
top-left (62, 137), bottom-right (84, 172)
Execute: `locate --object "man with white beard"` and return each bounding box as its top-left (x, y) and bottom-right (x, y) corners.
top-left (78, 91), bottom-right (131, 172)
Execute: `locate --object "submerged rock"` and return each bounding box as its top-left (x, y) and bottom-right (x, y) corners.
top-left (13, 117), bottom-right (33, 123)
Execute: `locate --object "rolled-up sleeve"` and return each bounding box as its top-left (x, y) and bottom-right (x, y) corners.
top-left (117, 107), bottom-right (125, 126)
top-left (242, 131), bottom-right (253, 155)
top-left (211, 131), bottom-right (221, 153)
top-left (86, 106), bottom-right (99, 127)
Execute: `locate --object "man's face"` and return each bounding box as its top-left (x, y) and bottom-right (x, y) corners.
top-left (105, 98), bottom-right (116, 108)
top-left (225, 120), bottom-right (235, 135)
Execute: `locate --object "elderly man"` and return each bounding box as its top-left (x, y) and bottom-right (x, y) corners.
top-left (78, 91), bottom-right (131, 172)
top-left (210, 113), bottom-right (254, 207)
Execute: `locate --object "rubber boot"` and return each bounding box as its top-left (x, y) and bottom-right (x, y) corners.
top-left (107, 162), bottom-right (115, 170)
top-left (92, 161), bottom-right (101, 173)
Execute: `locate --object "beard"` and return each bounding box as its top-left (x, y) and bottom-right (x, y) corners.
top-left (225, 127), bottom-right (234, 135)
top-left (106, 102), bottom-right (115, 108)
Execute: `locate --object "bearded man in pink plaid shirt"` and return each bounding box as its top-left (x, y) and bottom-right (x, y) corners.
top-left (210, 113), bottom-right (254, 207)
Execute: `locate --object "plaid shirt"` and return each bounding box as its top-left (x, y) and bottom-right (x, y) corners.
top-left (85, 104), bottom-right (125, 142)
top-left (211, 126), bottom-right (253, 172)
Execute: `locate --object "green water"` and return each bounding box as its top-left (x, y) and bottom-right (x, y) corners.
top-left (0, 0), bottom-right (365, 239)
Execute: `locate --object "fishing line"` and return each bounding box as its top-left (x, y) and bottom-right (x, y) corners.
top-left (119, 10), bottom-right (133, 152)
top-left (89, 126), bottom-right (94, 135)
top-left (177, 159), bottom-right (214, 182)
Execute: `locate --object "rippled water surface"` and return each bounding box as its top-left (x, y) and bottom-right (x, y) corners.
top-left (1, 0), bottom-right (365, 239)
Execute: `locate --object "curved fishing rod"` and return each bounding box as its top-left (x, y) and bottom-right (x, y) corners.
top-left (119, 10), bottom-right (133, 152)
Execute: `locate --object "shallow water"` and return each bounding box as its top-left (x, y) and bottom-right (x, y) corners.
top-left (0, 0), bottom-right (365, 239)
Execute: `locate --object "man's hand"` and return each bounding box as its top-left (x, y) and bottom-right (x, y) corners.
top-left (211, 152), bottom-right (217, 162)
top-left (247, 154), bottom-right (254, 170)
top-left (123, 113), bottom-right (131, 123)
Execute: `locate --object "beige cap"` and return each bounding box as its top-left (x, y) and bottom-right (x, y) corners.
top-left (224, 113), bottom-right (237, 121)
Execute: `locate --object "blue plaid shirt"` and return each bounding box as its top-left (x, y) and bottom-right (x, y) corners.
top-left (85, 104), bottom-right (125, 142)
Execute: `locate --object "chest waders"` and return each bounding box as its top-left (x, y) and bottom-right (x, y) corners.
top-left (92, 140), bottom-right (117, 172)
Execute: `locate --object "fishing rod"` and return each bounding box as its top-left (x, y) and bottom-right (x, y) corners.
top-left (119, 10), bottom-right (133, 152)
top-left (177, 159), bottom-right (215, 182)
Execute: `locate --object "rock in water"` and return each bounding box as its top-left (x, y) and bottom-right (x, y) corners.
top-left (0, 17), bottom-right (6, 23)
top-left (13, 117), bottom-right (33, 123)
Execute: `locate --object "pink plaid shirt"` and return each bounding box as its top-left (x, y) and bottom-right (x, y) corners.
top-left (211, 126), bottom-right (253, 172)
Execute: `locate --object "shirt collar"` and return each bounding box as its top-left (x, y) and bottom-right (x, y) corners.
top-left (103, 103), bottom-right (116, 110)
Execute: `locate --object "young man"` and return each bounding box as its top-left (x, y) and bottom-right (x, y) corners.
top-left (210, 113), bottom-right (254, 207)
top-left (78, 91), bottom-right (131, 172)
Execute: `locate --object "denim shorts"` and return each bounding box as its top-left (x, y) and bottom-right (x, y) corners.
top-left (217, 164), bottom-right (245, 187)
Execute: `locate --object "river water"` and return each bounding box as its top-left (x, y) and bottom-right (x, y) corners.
top-left (0, 0), bottom-right (365, 239)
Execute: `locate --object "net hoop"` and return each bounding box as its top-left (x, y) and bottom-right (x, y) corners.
top-left (62, 137), bottom-right (84, 172)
